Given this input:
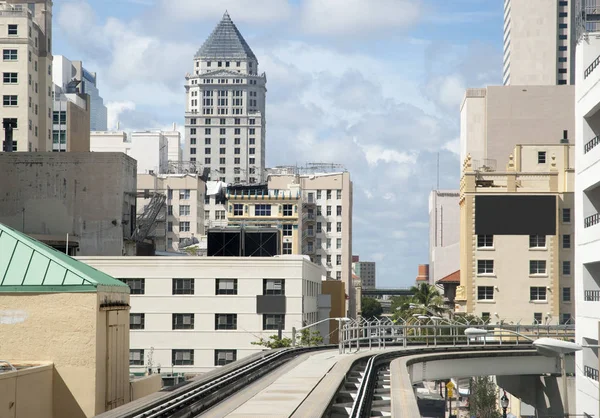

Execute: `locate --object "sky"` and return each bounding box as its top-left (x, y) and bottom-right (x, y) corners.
top-left (53, 0), bottom-right (504, 287)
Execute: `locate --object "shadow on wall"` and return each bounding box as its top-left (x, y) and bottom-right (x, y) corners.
top-left (496, 374), bottom-right (571, 416)
top-left (53, 368), bottom-right (87, 418)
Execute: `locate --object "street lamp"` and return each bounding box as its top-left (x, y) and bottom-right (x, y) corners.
top-left (291, 317), bottom-right (350, 353)
top-left (500, 391), bottom-right (509, 418)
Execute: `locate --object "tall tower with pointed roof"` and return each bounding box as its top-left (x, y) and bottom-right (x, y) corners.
top-left (184, 12), bottom-right (267, 185)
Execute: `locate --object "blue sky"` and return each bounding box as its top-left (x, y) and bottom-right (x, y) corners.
top-left (54, 0), bottom-right (503, 287)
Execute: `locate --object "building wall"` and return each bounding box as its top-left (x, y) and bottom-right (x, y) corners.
top-left (130, 132), bottom-right (168, 175)
top-left (90, 131), bottom-right (130, 154)
top-left (456, 144), bottom-right (574, 325)
top-left (428, 190), bottom-right (460, 284)
top-left (52, 94), bottom-right (90, 152)
top-left (354, 261), bottom-right (376, 289)
top-left (460, 86), bottom-right (575, 171)
top-left (0, 363), bottom-right (53, 418)
top-left (130, 375), bottom-right (162, 401)
top-left (163, 128), bottom-right (182, 164)
top-left (322, 279), bottom-right (345, 344)
top-left (77, 256), bottom-right (322, 374)
top-left (0, 153), bottom-right (137, 256)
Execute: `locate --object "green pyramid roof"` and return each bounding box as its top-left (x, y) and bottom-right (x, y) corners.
top-left (0, 223), bottom-right (128, 293)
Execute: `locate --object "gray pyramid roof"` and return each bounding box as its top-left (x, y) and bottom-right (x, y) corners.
top-left (195, 12), bottom-right (257, 60)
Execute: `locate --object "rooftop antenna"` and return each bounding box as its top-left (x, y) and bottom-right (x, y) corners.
top-left (436, 152), bottom-right (440, 190)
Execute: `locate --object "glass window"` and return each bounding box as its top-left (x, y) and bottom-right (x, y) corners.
top-left (283, 204), bottom-right (293, 216)
top-left (130, 349), bottom-right (144, 365)
top-left (3, 49), bottom-right (17, 60)
top-left (8, 25), bottom-right (17, 36)
top-left (216, 278), bottom-right (237, 295)
top-left (172, 349), bottom-right (194, 365)
top-left (283, 242), bottom-right (292, 254)
top-left (263, 314), bottom-right (285, 330)
top-left (538, 151), bottom-right (546, 163)
top-left (477, 235), bottom-right (493, 248)
top-left (255, 204), bottom-right (271, 216)
top-left (172, 313), bottom-right (194, 330)
top-left (530, 286), bottom-right (547, 301)
top-left (172, 278), bottom-right (194, 295)
top-left (562, 234), bottom-right (571, 249)
top-left (215, 314), bottom-right (237, 330)
top-left (562, 261), bottom-right (571, 275)
top-left (263, 279), bottom-right (285, 295)
top-left (130, 313), bottom-right (145, 330)
top-left (562, 287), bottom-right (571, 302)
top-left (477, 286), bottom-right (494, 300)
top-left (282, 224), bottom-right (292, 236)
top-left (477, 260), bottom-right (494, 274)
top-left (3, 72), bottom-right (17, 83)
top-left (214, 349), bottom-right (236, 366)
top-left (562, 208), bottom-right (571, 223)
top-left (530, 260), bottom-right (547, 275)
top-left (233, 204), bottom-right (243, 216)
top-left (119, 278), bottom-right (145, 294)
top-left (529, 235), bottom-right (546, 248)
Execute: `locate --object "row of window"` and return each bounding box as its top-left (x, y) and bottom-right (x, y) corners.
top-left (311, 190), bottom-right (343, 200)
top-left (191, 137), bottom-right (257, 145)
top-left (194, 157), bottom-right (257, 167)
top-left (190, 127), bottom-right (257, 135)
top-left (478, 285), bottom-right (571, 303)
top-left (477, 259), bottom-right (571, 275)
top-left (191, 147), bottom-right (257, 155)
top-left (189, 117), bottom-right (257, 125)
top-left (130, 349), bottom-right (237, 367)
top-left (480, 311), bottom-right (572, 325)
top-left (130, 313), bottom-right (284, 331)
top-left (120, 278), bottom-right (286, 296)
top-left (314, 221), bottom-right (343, 233)
top-left (476, 233), bottom-right (571, 249)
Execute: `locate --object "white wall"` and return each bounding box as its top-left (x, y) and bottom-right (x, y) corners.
top-left (131, 132), bottom-right (168, 175)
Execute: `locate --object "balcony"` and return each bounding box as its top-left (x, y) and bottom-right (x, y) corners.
top-left (584, 136), bottom-right (600, 154)
top-left (302, 212), bottom-right (316, 223)
top-left (584, 290), bottom-right (600, 301)
top-left (584, 213), bottom-right (600, 228)
top-left (303, 245), bottom-right (315, 255)
top-left (302, 230), bottom-right (315, 240)
top-left (585, 366), bottom-right (599, 381)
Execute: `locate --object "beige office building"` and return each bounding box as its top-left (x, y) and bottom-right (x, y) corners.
top-left (456, 144), bottom-right (574, 325)
top-left (503, 0), bottom-right (575, 86)
top-left (0, 0), bottom-right (53, 152)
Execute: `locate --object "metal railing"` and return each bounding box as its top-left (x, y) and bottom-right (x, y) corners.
top-left (585, 365), bottom-right (599, 381)
top-left (585, 54), bottom-right (600, 79)
top-left (584, 213), bottom-right (600, 228)
top-left (585, 135), bottom-right (600, 154)
top-left (585, 290), bottom-right (600, 301)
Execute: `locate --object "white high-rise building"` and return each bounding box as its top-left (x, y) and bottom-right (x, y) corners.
top-left (503, 0), bottom-right (575, 86)
top-left (184, 12), bottom-right (266, 185)
top-left (428, 190), bottom-right (460, 285)
top-left (0, 0), bottom-right (53, 152)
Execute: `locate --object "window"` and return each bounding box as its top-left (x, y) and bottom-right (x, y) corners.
top-left (3, 95), bottom-right (17, 106)
top-left (120, 278), bottom-right (145, 295)
top-left (559, 34), bottom-right (568, 40)
top-left (282, 224), bottom-right (292, 236)
top-left (337, 205), bottom-right (342, 216)
top-left (215, 350), bottom-right (237, 366)
top-left (219, 138), bottom-right (226, 145)
top-left (317, 190), bottom-right (322, 199)
top-left (3, 73), bottom-right (17, 84)
top-left (234, 157), bottom-right (240, 164)
top-left (327, 190), bottom-right (332, 199)
top-left (283, 204), bottom-right (293, 216)
top-left (205, 138), bottom-right (211, 145)
top-left (562, 234), bottom-right (571, 249)
top-left (337, 238), bottom-right (342, 249)
top-left (529, 235), bottom-right (546, 248)
top-left (477, 260), bottom-right (494, 275)
top-left (220, 147), bottom-right (226, 154)
top-left (167, 221), bottom-right (173, 232)
top-left (327, 222), bottom-right (332, 232)
top-left (233, 204), bottom-right (243, 216)
top-left (477, 235), bottom-right (493, 248)
top-left (538, 151), bottom-right (546, 164)
top-left (562, 287), bottom-right (571, 302)
top-left (130, 313), bottom-right (145, 330)
top-left (234, 147), bottom-right (240, 154)
top-left (172, 278), bottom-right (194, 295)
top-left (172, 350), bottom-right (194, 366)
top-left (534, 313), bottom-right (543, 324)
top-left (249, 148), bottom-right (255, 154)
top-left (560, 313), bottom-right (572, 325)
top-left (205, 128), bottom-right (211, 135)
top-left (337, 190), bottom-right (342, 199)
top-left (249, 158), bottom-right (255, 164)
top-left (8, 25), bottom-right (17, 36)
top-left (179, 221), bottom-right (190, 232)
top-left (179, 189), bottom-right (190, 199)
top-left (559, 12), bottom-right (568, 17)
top-left (219, 157), bottom-right (225, 164)
top-left (263, 314), bottom-right (285, 330)
top-left (530, 286), bottom-right (547, 301)
top-left (326, 238), bottom-right (331, 249)
top-left (2, 49), bottom-right (17, 60)
top-left (563, 260), bottom-right (571, 275)
top-left (255, 204), bottom-right (271, 216)
top-left (477, 286), bottom-right (494, 300)
top-left (130, 349), bottom-right (144, 366)
top-left (216, 278), bottom-right (238, 295)
top-left (558, 57), bottom-right (568, 63)
top-left (481, 312), bottom-right (490, 322)
top-left (337, 222), bottom-right (342, 232)
top-left (562, 208), bottom-right (571, 223)
top-left (326, 206), bottom-right (331, 216)
top-left (316, 222), bottom-right (322, 233)
top-left (559, 23), bottom-right (568, 29)
top-left (215, 314), bottom-right (237, 330)
top-left (249, 128), bottom-right (255, 135)
top-left (172, 313), bottom-right (194, 330)
top-left (168, 205), bottom-right (173, 215)
top-left (179, 205), bottom-right (190, 216)
top-left (336, 254), bottom-right (342, 265)
top-left (264, 279), bottom-right (285, 295)
top-left (205, 147), bottom-right (211, 154)
top-left (283, 242), bottom-right (292, 254)
top-left (530, 260), bottom-right (547, 275)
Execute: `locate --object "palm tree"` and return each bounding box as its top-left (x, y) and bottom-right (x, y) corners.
top-left (409, 283), bottom-right (446, 315)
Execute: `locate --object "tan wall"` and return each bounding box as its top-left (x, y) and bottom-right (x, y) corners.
top-left (130, 374), bottom-right (163, 401)
top-left (322, 279), bottom-right (346, 344)
top-left (67, 96), bottom-right (91, 152)
top-left (0, 363), bottom-right (53, 418)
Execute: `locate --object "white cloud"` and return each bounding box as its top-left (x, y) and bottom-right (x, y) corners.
top-left (300, 0), bottom-right (421, 35)
top-left (106, 101), bottom-right (135, 130)
top-left (155, 0), bottom-right (293, 24)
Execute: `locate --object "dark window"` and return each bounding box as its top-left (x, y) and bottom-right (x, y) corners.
top-left (558, 57), bottom-right (568, 63)
top-left (263, 314), bottom-right (285, 330)
top-left (562, 287), bottom-right (571, 302)
top-left (559, 12), bottom-right (568, 17)
top-left (120, 278), bottom-right (145, 295)
top-left (216, 278), bottom-right (238, 295)
top-left (173, 279), bottom-right (194, 295)
top-left (172, 313), bottom-right (194, 329)
top-left (282, 224), bottom-right (292, 236)
top-left (283, 242), bottom-right (292, 254)
top-left (233, 204), bottom-right (243, 216)
top-left (562, 234), bottom-right (571, 248)
top-left (529, 235), bottom-right (546, 248)
top-left (559, 46), bottom-right (568, 51)
top-left (255, 204), bottom-right (271, 216)
top-left (172, 349), bottom-right (194, 365)
top-left (283, 204), bottom-right (293, 216)
top-left (559, 34), bottom-right (568, 40)
top-left (215, 314), bottom-right (237, 330)
top-left (477, 286), bottom-right (494, 300)
top-left (263, 279), bottom-right (285, 295)
top-left (3, 72), bottom-right (17, 83)
top-left (3, 49), bottom-right (17, 60)
top-left (477, 235), bottom-right (493, 247)
top-left (130, 349), bottom-right (144, 365)
top-left (560, 313), bottom-right (572, 325)
top-left (477, 260), bottom-right (494, 274)
top-left (214, 349), bottom-right (237, 366)
top-left (130, 313), bottom-right (145, 330)
top-left (8, 25), bottom-right (17, 35)
top-left (530, 260), bottom-right (547, 275)
top-left (562, 208), bottom-right (571, 223)
top-left (337, 205), bottom-right (342, 216)
top-left (530, 286), bottom-right (547, 301)
top-left (558, 68), bottom-right (567, 74)
top-left (534, 313), bottom-right (543, 324)
top-left (563, 261), bottom-right (571, 275)
top-left (559, 23), bottom-right (568, 29)
top-left (538, 151), bottom-right (546, 163)
top-left (481, 312), bottom-right (490, 322)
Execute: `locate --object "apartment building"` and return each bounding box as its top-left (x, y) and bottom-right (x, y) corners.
top-left (268, 169), bottom-right (355, 316)
top-left (456, 144), bottom-right (574, 326)
top-left (574, 28), bottom-right (600, 417)
top-left (138, 173), bottom-right (205, 252)
top-left (76, 256), bottom-right (323, 374)
top-left (503, 0), bottom-right (575, 86)
top-left (204, 180), bottom-right (228, 229)
top-left (428, 190), bottom-right (460, 285)
top-left (184, 11), bottom-right (267, 184)
top-left (52, 88), bottom-right (90, 152)
top-left (0, 0), bottom-right (53, 152)
top-left (353, 258), bottom-right (376, 289)
top-left (226, 183), bottom-right (303, 255)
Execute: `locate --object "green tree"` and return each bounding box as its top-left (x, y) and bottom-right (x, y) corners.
top-left (468, 377), bottom-right (502, 418)
top-left (409, 283), bottom-right (446, 315)
top-left (361, 297), bottom-right (383, 319)
top-left (251, 335), bottom-right (293, 348)
top-left (298, 328), bottom-right (323, 346)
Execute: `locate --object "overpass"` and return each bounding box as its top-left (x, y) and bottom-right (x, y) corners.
top-left (96, 322), bottom-right (575, 418)
top-left (361, 287), bottom-right (413, 298)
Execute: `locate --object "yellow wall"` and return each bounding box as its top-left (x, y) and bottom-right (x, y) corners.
top-left (322, 280), bottom-right (346, 344)
top-left (130, 375), bottom-right (163, 401)
top-left (0, 363), bottom-right (53, 418)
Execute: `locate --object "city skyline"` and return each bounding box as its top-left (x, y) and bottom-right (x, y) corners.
top-left (52, 0), bottom-right (504, 287)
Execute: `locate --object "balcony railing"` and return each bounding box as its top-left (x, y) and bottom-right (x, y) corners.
top-left (584, 136), bottom-right (600, 154)
top-left (584, 213), bottom-right (600, 228)
top-left (585, 54), bottom-right (600, 79)
top-left (585, 366), bottom-right (599, 381)
top-left (584, 290), bottom-right (600, 301)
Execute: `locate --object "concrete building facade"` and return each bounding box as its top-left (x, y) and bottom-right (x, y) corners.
top-left (353, 260), bottom-right (376, 289)
top-left (184, 12), bottom-right (267, 184)
top-left (456, 144), bottom-right (574, 326)
top-left (0, 152), bottom-right (137, 256)
top-left (574, 30), bottom-right (600, 418)
top-left (428, 190), bottom-right (460, 285)
top-left (90, 130), bottom-right (129, 154)
top-left (164, 123), bottom-right (182, 164)
top-left (503, 0), bottom-right (575, 86)
top-left (204, 180), bottom-right (228, 229)
top-left (52, 90), bottom-right (90, 152)
top-left (460, 86), bottom-right (575, 173)
top-left (77, 256), bottom-right (323, 374)
top-left (0, 0), bottom-right (53, 152)
top-left (130, 131), bottom-right (168, 175)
